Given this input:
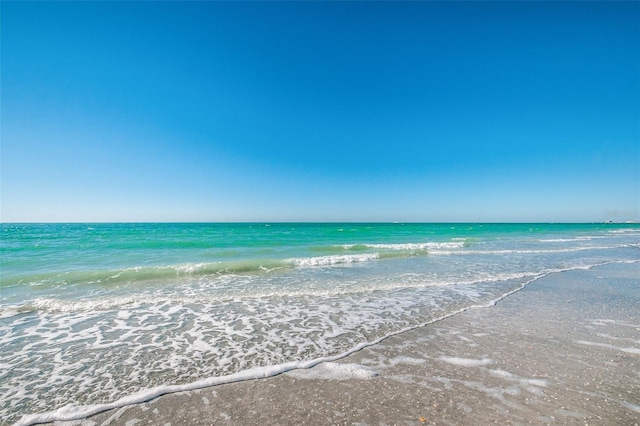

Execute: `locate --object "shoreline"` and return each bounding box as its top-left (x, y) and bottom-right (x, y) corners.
top-left (32, 261), bottom-right (639, 426)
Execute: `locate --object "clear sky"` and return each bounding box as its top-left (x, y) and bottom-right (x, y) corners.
top-left (2, 1), bottom-right (639, 222)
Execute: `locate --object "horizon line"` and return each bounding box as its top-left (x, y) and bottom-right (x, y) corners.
top-left (1, 221), bottom-right (637, 225)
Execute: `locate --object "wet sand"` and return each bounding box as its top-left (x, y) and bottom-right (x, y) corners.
top-left (69, 262), bottom-right (639, 425)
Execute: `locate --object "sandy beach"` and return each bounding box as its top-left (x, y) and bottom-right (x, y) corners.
top-left (56, 261), bottom-right (638, 426)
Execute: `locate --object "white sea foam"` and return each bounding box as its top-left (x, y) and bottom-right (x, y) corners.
top-left (17, 359), bottom-right (379, 425)
top-left (538, 235), bottom-right (612, 242)
top-left (286, 362), bottom-right (379, 380)
top-left (171, 262), bottom-right (211, 274)
top-left (5, 247), bottom-right (639, 425)
top-left (11, 269), bottom-right (559, 425)
top-left (434, 244), bottom-right (633, 256)
top-left (0, 307), bottom-right (27, 319)
top-left (574, 340), bottom-right (640, 355)
top-left (591, 319), bottom-right (640, 328)
top-left (608, 229), bottom-right (640, 234)
top-left (438, 356), bottom-right (494, 367)
top-left (385, 356), bottom-right (427, 367)
top-left (489, 369), bottom-right (517, 380)
top-left (290, 253), bottom-right (379, 267)
top-left (14, 270), bottom-right (543, 315)
top-left (359, 241), bottom-right (465, 251)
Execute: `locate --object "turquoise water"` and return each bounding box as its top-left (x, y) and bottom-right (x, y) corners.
top-left (1, 223), bottom-right (639, 424)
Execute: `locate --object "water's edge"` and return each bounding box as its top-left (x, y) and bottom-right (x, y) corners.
top-left (16, 260), bottom-right (637, 426)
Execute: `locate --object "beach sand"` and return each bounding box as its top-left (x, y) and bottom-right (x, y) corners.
top-left (65, 262), bottom-right (639, 425)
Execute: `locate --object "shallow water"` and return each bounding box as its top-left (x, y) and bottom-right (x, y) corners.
top-left (1, 223), bottom-right (639, 424)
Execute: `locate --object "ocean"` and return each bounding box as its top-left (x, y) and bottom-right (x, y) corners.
top-left (1, 223), bottom-right (639, 425)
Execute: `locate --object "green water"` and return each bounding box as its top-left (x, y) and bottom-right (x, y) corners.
top-left (1, 222), bottom-right (639, 425)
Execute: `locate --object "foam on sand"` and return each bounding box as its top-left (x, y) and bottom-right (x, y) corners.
top-left (286, 362), bottom-right (379, 380)
top-left (438, 356), bottom-right (494, 367)
top-left (16, 358), bottom-right (364, 425)
top-left (13, 272), bottom-right (548, 426)
top-left (11, 261), bottom-right (640, 425)
top-left (20, 260), bottom-right (640, 426)
top-left (574, 340), bottom-right (640, 355)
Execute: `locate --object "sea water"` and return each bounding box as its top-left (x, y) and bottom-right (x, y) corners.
top-left (1, 223), bottom-right (639, 424)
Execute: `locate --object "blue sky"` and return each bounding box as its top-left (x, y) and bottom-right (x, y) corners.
top-left (2, 1), bottom-right (639, 222)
